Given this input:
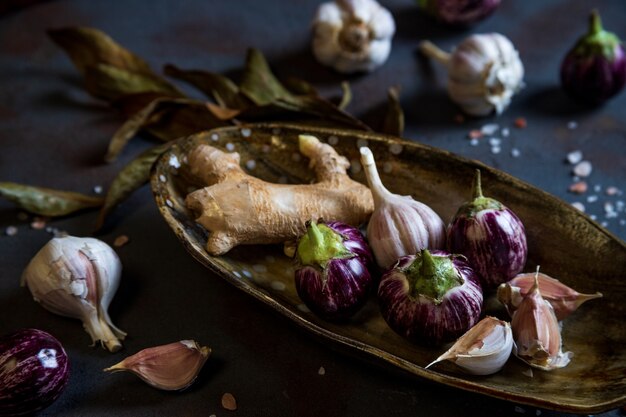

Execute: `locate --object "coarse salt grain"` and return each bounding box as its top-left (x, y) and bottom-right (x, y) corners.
top-left (566, 150), bottom-right (583, 165)
top-left (245, 160), bottom-right (256, 170)
top-left (240, 128), bottom-right (252, 137)
top-left (468, 129), bottom-right (483, 139)
top-left (93, 185), bottom-right (103, 194)
top-left (587, 195), bottom-right (598, 203)
top-left (501, 127), bottom-right (510, 137)
top-left (5, 226), bottom-right (18, 236)
top-left (159, 174), bottom-right (167, 183)
top-left (514, 117), bottom-right (527, 128)
top-left (620, 219), bottom-right (626, 226)
top-left (601, 221), bottom-right (608, 227)
top-left (114, 235), bottom-right (129, 247)
top-left (318, 366), bottom-right (326, 376)
top-left (514, 405), bottom-right (526, 413)
top-left (568, 181), bottom-right (587, 194)
top-left (210, 133), bottom-right (219, 141)
top-left (510, 148), bottom-right (521, 158)
top-left (166, 199), bottom-right (174, 208)
top-left (571, 202), bottom-right (585, 212)
top-left (481, 123), bottom-right (499, 135)
top-left (567, 121), bottom-right (578, 130)
top-left (469, 138), bottom-right (479, 146)
top-left (30, 218), bottom-right (46, 230)
top-left (573, 161), bottom-right (592, 177)
top-left (225, 143), bottom-right (235, 152)
top-left (606, 186), bottom-right (620, 196)
top-left (168, 154), bottom-right (181, 169)
top-left (593, 184), bottom-right (602, 193)
top-left (221, 393), bottom-right (237, 411)
top-left (389, 143), bottom-right (403, 155)
top-left (590, 214), bottom-right (597, 220)
top-left (328, 135), bottom-right (339, 145)
top-left (489, 137), bottom-right (501, 146)
top-left (490, 146), bottom-right (501, 154)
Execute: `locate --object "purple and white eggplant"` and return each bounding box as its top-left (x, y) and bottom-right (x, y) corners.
top-left (378, 249), bottom-right (483, 346)
top-left (295, 220), bottom-right (374, 321)
top-left (448, 169), bottom-right (527, 290)
top-left (418, 0), bottom-right (501, 26)
top-left (560, 10), bottom-right (626, 104)
top-left (0, 328), bottom-right (70, 416)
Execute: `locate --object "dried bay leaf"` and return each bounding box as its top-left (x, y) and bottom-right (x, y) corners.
top-left (95, 144), bottom-right (170, 230)
top-left (284, 77), bottom-right (319, 96)
top-left (240, 48), bottom-right (295, 106)
top-left (0, 182), bottom-right (103, 217)
top-left (381, 87), bottom-right (404, 137)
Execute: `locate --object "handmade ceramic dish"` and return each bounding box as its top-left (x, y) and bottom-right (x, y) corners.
top-left (150, 123), bottom-right (625, 413)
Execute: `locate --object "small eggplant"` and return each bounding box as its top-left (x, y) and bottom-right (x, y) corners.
top-left (418, 0), bottom-right (501, 26)
top-left (295, 220), bottom-right (374, 321)
top-left (0, 328), bottom-right (70, 416)
top-left (378, 249), bottom-right (483, 346)
top-left (561, 10), bottom-right (626, 104)
top-left (448, 169), bottom-right (527, 289)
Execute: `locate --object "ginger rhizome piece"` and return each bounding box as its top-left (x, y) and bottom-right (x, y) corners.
top-left (185, 134), bottom-right (374, 255)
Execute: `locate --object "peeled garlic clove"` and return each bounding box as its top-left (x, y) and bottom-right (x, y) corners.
top-left (311, 0), bottom-right (396, 73)
top-left (104, 340), bottom-right (211, 391)
top-left (511, 276), bottom-right (572, 370)
top-left (426, 316), bottom-right (512, 375)
top-left (498, 271), bottom-right (602, 321)
top-left (21, 236), bottom-right (126, 352)
top-left (360, 147), bottom-right (446, 269)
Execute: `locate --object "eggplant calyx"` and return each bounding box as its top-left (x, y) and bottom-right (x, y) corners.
top-left (459, 169), bottom-right (502, 216)
top-left (405, 250), bottom-right (463, 302)
top-left (296, 220), bottom-right (352, 267)
top-left (573, 10), bottom-right (622, 61)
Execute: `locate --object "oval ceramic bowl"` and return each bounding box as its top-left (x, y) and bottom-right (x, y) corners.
top-left (150, 123), bottom-right (625, 413)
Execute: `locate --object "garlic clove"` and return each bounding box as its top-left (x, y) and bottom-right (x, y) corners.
top-left (104, 340), bottom-right (211, 391)
top-left (21, 236), bottom-right (126, 352)
top-left (360, 147), bottom-right (446, 269)
top-left (426, 316), bottom-right (512, 375)
top-left (498, 271), bottom-right (602, 321)
top-left (511, 274), bottom-right (572, 370)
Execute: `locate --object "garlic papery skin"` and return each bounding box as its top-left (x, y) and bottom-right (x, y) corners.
top-left (360, 147), bottom-right (446, 269)
top-left (498, 271), bottom-right (602, 321)
top-left (312, 0), bottom-right (395, 73)
top-left (21, 236), bottom-right (126, 352)
top-left (104, 340), bottom-right (211, 391)
top-left (511, 276), bottom-right (572, 371)
top-left (419, 33), bottom-right (524, 116)
top-left (426, 316), bottom-right (512, 375)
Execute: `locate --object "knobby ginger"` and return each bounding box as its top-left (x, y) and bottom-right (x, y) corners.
top-left (185, 134), bottom-right (374, 255)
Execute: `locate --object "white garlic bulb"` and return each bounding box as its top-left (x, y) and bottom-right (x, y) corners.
top-left (311, 0), bottom-right (396, 73)
top-left (21, 236), bottom-right (126, 352)
top-left (420, 33), bottom-right (524, 116)
top-left (426, 316), bottom-right (513, 375)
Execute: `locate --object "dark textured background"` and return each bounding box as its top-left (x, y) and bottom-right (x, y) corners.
top-left (0, 1), bottom-right (625, 416)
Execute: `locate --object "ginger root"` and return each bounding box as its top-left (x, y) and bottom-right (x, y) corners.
top-left (185, 134), bottom-right (374, 255)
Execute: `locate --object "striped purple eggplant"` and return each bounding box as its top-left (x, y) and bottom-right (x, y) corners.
top-left (448, 169), bottom-right (527, 289)
top-left (295, 220), bottom-right (374, 321)
top-left (561, 10), bottom-right (626, 104)
top-left (378, 249), bottom-right (483, 346)
top-left (0, 328), bottom-right (69, 416)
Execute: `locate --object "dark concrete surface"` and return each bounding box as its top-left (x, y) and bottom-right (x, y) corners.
top-left (0, 0), bottom-right (624, 416)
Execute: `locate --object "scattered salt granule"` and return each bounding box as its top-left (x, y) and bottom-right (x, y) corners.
top-left (469, 138), bottom-right (479, 146)
top-left (601, 221), bottom-right (608, 227)
top-left (573, 161), bottom-right (592, 177)
top-left (240, 127), bottom-right (252, 138)
top-left (93, 185), bottom-right (103, 194)
top-left (468, 129), bottom-right (483, 139)
top-left (489, 137), bottom-right (501, 146)
top-left (510, 148), bottom-right (521, 158)
top-left (566, 150), bottom-right (583, 165)
top-left (567, 121), bottom-right (578, 130)
top-left (590, 214), bottom-right (597, 220)
top-left (606, 186), bottom-right (620, 196)
top-left (514, 117), bottom-right (527, 128)
top-left (168, 154), bottom-right (181, 169)
top-left (587, 195), bottom-right (598, 203)
top-left (114, 235), bottom-right (129, 247)
top-left (159, 174), bottom-right (167, 183)
top-left (593, 184), bottom-right (602, 193)
top-left (210, 133), bottom-right (219, 141)
top-left (490, 146), bottom-right (501, 154)
top-left (514, 405), bottom-right (526, 413)
top-left (245, 160), bottom-right (256, 170)
top-left (225, 143), bottom-right (236, 152)
top-left (568, 181), bottom-right (587, 194)
top-left (30, 217), bottom-right (47, 230)
top-left (535, 410), bottom-right (542, 416)
top-left (604, 202), bottom-right (618, 218)
top-left (221, 393), bottom-right (237, 411)
top-left (318, 366), bottom-right (326, 376)
top-left (328, 135), bottom-right (339, 145)
top-left (616, 200), bottom-right (625, 211)
top-left (620, 219), bottom-right (626, 226)
top-left (481, 123), bottom-right (499, 135)
top-left (389, 143), bottom-right (403, 155)
top-left (501, 127), bottom-right (510, 137)
top-left (5, 226), bottom-right (18, 236)
top-left (571, 202), bottom-right (585, 212)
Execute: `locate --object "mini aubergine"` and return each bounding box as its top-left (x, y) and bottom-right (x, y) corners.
top-left (0, 328), bottom-right (70, 416)
top-left (448, 169), bottom-right (527, 290)
top-left (294, 220), bottom-right (374, 321)
top-left (378, 249), bottom-right (483, 346)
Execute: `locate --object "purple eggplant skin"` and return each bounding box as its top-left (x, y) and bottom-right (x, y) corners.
top-left (418, 0), bottom-right (501, 26)
top-left (295, 220), bottom-right (375, 321)
top-left (0, 328), bottom-right (70, 416)
top-left (448, 170), bottom-right (527, 290)
top-left (378, 250), bottom-right (483, 346)
top-left (560, 10), bottom-right (626, 104)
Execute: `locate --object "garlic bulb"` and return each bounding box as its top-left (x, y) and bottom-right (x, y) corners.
top-left (21, 236), bottom-right (126, 352)
top-left (360, 147), bottom-right (446, 269)
top-left (498, 271), bottom-right (602, 321)
top-left (426, 316), bottom-right (512, 375)
top-left (311, 0), bottom-right (396, 73)
top-left (511, 274), bottom-right (572, 370)
top-left (419, 33), bottom-right (524, 116)
top-left (104, 340), bottom-right (211, 391)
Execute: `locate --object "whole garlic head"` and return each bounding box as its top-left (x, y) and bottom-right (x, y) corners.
top-left (420, 33), bottom-right (524, 116)
top-left (312, 0), bottom-right (396, 73)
